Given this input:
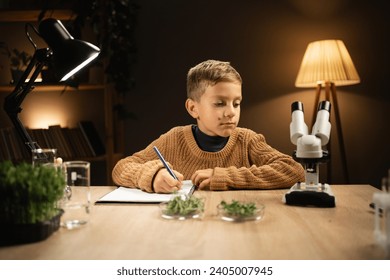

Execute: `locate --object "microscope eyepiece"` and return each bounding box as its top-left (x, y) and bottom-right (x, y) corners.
top-left (291, 101), bottom-right (304, 113)
top-left (290, 101), bottom-right (308, 145)
top-left (317, 100), bottom-right (331, 112)
top-left (312, 100), bottom-right (331, 145)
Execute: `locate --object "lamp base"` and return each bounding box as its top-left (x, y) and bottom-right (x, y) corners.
top-left (283, 182), bottom-right (336, 208)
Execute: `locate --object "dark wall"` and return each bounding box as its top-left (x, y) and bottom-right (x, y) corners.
top-left (124, 0), bottom-right (390, 187)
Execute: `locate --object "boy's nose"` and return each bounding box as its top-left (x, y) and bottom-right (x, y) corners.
top-left (224, 105), bottom-right (236, 117)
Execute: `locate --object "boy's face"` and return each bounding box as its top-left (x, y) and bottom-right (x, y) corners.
top-left (186, 82), bottom-right (242, 137)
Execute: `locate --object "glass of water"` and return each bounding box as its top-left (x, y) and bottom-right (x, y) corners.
top-left (32, 148), bottom-right (57, 167)
top-left (60, 161), bottom-right (91, 229)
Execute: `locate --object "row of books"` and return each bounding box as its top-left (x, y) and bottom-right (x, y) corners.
top-left (0, 121), bottom-right (106, 162)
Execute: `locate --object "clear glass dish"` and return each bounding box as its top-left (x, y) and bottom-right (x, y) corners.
top-left (217, 201), bottom-right (265, 222)
top-left (159, 195), bottom-right (204, 220)
top-left (159, 202), bottom-right (204, 220)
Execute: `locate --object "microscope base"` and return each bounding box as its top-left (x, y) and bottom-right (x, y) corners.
top-left (283, 183), bottom-right (336, 208)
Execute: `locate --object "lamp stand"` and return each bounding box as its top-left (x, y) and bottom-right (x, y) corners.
top-left (312, 82), bottom-right (349, 184)
top-left (4, 48), bottom-right (52, 153)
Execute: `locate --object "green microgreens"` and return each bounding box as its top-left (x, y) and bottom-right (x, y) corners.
top-left (164, 195), bottom-right (204, 216)
top-left (0, 161), bottom-right (66, 224)
top-left (220, 200), bottom-right (257, 217)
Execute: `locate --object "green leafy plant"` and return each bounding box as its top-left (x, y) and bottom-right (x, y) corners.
top-left (9, 48), bottom-right (32, 71)
top-left (164, 195), bottom-right (204, 216)
top-left (219, 200), bottom-right (257, 217)
top-left (0, 161), bottom-right (66, 224)
top-left (0, 42), bottom-right (32, 70)
top-left (0, 42), bottom-right (33, 84)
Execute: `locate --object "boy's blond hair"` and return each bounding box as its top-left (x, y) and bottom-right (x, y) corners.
top-left (186, 60), bottom-right (242, 101)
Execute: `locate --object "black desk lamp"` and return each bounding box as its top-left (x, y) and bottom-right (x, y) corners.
top-left (3, 18), bottom-right (100, 153)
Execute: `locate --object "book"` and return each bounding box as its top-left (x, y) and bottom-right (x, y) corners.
top-left (96, 180), bottom-right (195, 204)
top-left (2, 127), bottom-right (17, 161)
top-left (42, 128), bottom-right (57, 151)
top-left (69, 127), bottom-right (92, 158)
top-left (29, 128), bottom-right (50, 149)
top-left (49, 125), bottom-right (73, 159)
top-left (12, 127), bottom-right (30, 160)
top-left (0, 128), bottom-right (12, 161)
top-left (61, 127), bottom-right (81, 159)
top-left (78, 121), bottom-right (105, 156)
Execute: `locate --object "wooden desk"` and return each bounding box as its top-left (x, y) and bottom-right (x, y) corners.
top-left (0, 185), bottom-right (386, 260)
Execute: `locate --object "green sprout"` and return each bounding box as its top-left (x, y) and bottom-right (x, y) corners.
top-left (164, 195), bottom-right (204, 216)
top-left (0, 161), bottom-right (66, 224)
top-left (220, 200), bottom-right (257, 217)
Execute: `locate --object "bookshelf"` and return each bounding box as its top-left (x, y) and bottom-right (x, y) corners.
top-left (0, 83), bottom-right (123, 185)
top-left (0, 9), bottom-right (124, 185)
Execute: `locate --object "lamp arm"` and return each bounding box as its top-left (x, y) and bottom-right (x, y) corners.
top-left (3, 48), bottom-right (52, 152)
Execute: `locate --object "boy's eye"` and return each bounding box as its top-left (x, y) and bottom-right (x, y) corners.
top-left (213, 101), bottom-right (241, 107)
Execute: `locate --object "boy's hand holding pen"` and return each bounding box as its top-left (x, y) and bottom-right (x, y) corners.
top-left (153, 146), bottom-right (183, 193)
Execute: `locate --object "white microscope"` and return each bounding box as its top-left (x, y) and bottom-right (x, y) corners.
top-left (283, 100), bottom-right (336, 207)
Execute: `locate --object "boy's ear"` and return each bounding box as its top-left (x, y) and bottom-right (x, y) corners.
top-left (185, 98), bottom-right (199, 119)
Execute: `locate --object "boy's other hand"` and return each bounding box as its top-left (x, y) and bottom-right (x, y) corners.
top-left (191, 169), bottom-right (213, 190)
top-left (153, 168), bottom-right (184, 193)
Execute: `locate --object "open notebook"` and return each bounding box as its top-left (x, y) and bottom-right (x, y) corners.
top-left (96, 180), bottom-right (195, 204)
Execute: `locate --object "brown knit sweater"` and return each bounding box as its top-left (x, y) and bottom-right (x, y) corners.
top-left (112, 125), bottom-right (305, 192)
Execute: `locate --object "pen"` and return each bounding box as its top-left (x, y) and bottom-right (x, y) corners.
top-left (188, 184), bottom-right (196, 196)
top-left (153, 146), bottom-right (178, 180)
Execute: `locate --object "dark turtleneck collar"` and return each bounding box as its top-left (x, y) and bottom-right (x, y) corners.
top-left (191, 125), bottom-right (229, 152)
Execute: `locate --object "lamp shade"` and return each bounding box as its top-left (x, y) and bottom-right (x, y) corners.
top-left (295, 39), bottom-right (360, 88)
top-left (38, 18), bottom-right (100, 81)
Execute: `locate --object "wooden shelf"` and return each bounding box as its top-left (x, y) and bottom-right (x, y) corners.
top-left (0, 10), bottom-right (76, 22)
top-left (0, 84), bottom-right (104, 93)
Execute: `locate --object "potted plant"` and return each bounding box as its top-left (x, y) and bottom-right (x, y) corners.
top-left (0, 161), bottom-right (66, 245)
top-left (0, 42), bottom-right (33, 84)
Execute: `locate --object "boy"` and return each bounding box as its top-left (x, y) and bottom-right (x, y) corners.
top-left (112, 60), bottom-right (304, 193)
